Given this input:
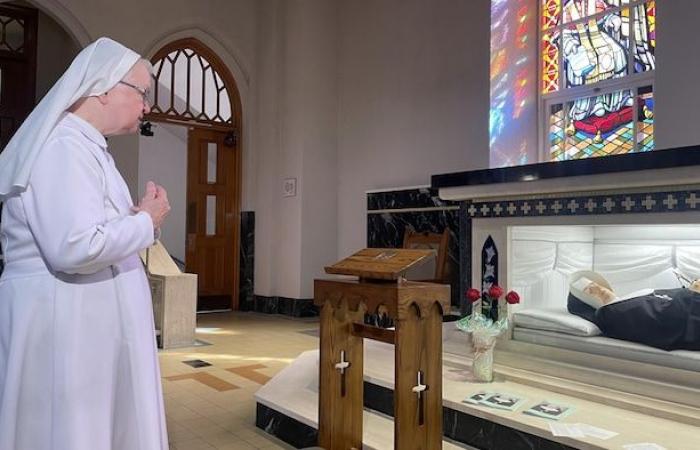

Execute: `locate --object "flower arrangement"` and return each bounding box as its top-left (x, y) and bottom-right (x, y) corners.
top-left (457, 284), bottom-right (520, 334)
top-left (456, 284), bottom-right (520, 382)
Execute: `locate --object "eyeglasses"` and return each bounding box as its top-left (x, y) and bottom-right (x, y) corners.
top-left (118, 80), bottom-right (150, 103)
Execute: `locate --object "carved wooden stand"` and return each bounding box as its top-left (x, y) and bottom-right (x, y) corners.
top-left (315, 249), bottom-right (450, 450)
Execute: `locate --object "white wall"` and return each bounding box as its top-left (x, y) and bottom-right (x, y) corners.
top-left (298, 0), bottom-right (339, 297)
top-left (138, 123), bottom-right (188, 262)
top-left (336, 0), bottom-right (491, 257)
top-left (35, 8), bottom-right (80, 102)
top-left (489, 0), bottom-right (538, 167)
top-left (252, 0), bottom-right (283, 298)
top-left (253, 0), bottom-right (338, 299)
top-left (653, 0), bottom-right (700, 149)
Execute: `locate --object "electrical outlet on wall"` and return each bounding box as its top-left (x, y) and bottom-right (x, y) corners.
top-left (283, 177), bottom-right (297, 197)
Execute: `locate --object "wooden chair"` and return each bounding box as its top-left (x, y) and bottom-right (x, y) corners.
top-left (402, 229), bottom-right (451, 284)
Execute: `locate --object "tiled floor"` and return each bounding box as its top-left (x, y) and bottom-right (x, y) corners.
top-left (159, 311), bottom-right (319, 450)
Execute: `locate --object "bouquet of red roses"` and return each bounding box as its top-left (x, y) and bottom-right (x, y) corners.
top-left (457, 284), bottom-right (520, 334)
top-left (465, 285), bottom-right (520, 320)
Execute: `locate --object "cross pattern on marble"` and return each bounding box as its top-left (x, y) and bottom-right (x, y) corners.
top-left (166, 372), bottom-right (240, 392)
top-left (166, 364), bottom-right (273, 392)
top-left (226, 364), bottom-right (272, 385)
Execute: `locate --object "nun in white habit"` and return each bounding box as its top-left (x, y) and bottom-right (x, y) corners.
top-left (0, 37), bottom-right (170, 449)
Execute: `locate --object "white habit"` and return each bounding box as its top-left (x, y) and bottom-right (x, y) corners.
top-left (0, 113), bottom-right (168, 449)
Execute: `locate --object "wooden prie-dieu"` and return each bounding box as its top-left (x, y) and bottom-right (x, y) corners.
top-left (314, 248), bottom-right (451, 450)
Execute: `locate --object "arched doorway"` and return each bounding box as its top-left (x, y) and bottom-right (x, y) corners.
top-left (146, 38), bottom-right (243, 312)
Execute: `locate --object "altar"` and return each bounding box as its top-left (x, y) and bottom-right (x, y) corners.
top-left (255, 147), bottom-right (700, 449)
top-left (432, 145), bottom-right (700, 422)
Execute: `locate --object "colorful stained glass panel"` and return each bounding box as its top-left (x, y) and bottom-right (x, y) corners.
top-left (562, 0), bottom-right (622, 24)
top-left (634, 0), bottom-right (655, 73)
top-left (549, 89), bottom-right (637, 161)
top-left (542, 0), bottom-right (561, 30)
top-left (549, 104), bottom-right (566, 161)
top-left (542, 32), bottom-right (559, 93)
top-left (563, 10), bottom-right (629, 88)
top-left (636, 85), bottom-right (654, 152)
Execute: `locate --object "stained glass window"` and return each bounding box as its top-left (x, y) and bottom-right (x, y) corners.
top-left (542, 32), bottom-right (559, 93)
top-left (633, 0), bottom-right (655, 73)
top-left (562, 0), bottom-right (624, 24)
top-left (542, 0), bottom-right (561, 30)
top-left (563, 10), bottom-right (630, 88)
top-left (636, 85), bottom-right (654, 152)
top-left (548, 85), bottom-right (653, 160)
top-left (541, 0), bottom-right (656, 161)
top-left (549, 104), bottom-right (566, 160)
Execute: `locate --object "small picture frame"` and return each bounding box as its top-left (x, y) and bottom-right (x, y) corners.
top-left (480, 392), bottom-right (526, 411)
top-left (463, 391), bottom-right (492, 405)
top-left (524, 401), bottom-right (574, 420)
top-left (283, 177), bottom-right (297, 197)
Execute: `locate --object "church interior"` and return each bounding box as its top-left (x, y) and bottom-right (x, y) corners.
top-left (1, 0), bottom-right (700, 449)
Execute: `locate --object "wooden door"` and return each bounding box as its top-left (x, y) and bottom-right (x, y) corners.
top-left (0, 5), bottom-right (37, 152)
top-left (186, 128), bottom-right (240, 311)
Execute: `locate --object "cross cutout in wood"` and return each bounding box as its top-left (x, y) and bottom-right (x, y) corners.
top-left (412, 370), bottom-right (427, 426)
top-left (335, 350), bottom-right (351, 397)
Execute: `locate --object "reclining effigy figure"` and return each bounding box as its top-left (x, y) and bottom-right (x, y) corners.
top-left (568, 271), bottom-right (700, 351)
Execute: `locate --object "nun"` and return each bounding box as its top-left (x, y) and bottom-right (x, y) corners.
top-left (0, 38), bottom-right (170, 449)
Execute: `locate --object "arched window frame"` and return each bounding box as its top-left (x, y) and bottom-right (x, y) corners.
top-left (146, 38), bottom-right (242, 133)
top-left (538, 0), bottom-right (656, 162)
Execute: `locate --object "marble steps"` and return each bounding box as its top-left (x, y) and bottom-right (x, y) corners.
top-left (494, 362), bottom-right (700, 428)
top-left (254, 350), bottom-right (472, 449)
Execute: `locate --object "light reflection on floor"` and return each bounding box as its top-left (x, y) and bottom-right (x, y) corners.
top-left (159, 311), bottom-right (319, 449)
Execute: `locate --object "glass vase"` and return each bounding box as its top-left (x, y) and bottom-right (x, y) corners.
top-left (471, 330), bottom-right (497, 382)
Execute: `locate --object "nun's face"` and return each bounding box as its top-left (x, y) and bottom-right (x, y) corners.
top-left (106, 63), bottom-right (152, 135)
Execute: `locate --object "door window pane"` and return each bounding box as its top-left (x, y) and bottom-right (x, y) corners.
top-left (206, 195), bottom-right (216, 236)
top-left (207, 142), bottom-right (217, 183)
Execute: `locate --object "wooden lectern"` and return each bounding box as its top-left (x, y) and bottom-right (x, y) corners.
top-left (315, 248), bottom-right (450, 450)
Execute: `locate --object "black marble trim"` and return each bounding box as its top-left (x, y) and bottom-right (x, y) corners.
top-left (463, 189), bottom-right (700, 219)
top-left (364, 382), bottom-right (576, 450)
top-left (251, 295), bottom-right (318, 317)
top-left (239, 211), bottom-right (255, 312)
top-left (432, 145), bottom-right (700, 189)
top-left (368, 186), bottom-right (458, 211)
top-left (257, 381), bottom-right (577, 450)
top-left (255, 403), bottom-right (318, 448)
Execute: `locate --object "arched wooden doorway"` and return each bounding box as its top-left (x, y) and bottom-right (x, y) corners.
top-left (146, 38), bottom-right (242, 312)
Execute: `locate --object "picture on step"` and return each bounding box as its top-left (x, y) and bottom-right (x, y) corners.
top-left (479, 392), bottom-right (526, 411)
top-left (523, 401), bottom-right (574, 420)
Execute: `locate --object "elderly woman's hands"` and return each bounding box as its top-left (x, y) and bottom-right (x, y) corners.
top-left (133, 181), bottom-right (171, 229)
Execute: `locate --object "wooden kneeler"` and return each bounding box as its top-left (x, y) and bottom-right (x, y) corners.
top-left (315, 249), bottom-right (450, 450)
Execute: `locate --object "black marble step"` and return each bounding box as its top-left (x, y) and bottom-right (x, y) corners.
top-left (256, 379), bottom-right (577, 450)
top-left (432, 145), bottom-right (700, 189)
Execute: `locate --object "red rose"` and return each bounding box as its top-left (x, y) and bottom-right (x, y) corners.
top-left (488, 285), bottom-right (504, 299)
top-left (505, 290), bottom-right (520, 304)
top-left (466, 288), bottom-right (481, 303)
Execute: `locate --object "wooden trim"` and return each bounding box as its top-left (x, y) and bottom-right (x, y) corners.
top-left (152, 37), bottom-right (243, 310)
top-left (145, 37), bottom-right (242, 132)
top-left (351, 323), bottom-right (395, 344)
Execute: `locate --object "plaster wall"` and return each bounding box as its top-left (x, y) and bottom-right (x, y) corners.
top-left (138, 123), bottom-right (188, 262)
top-left (336, 0), bottom-right (491, 258)
top-left (35, 8), bottom-right (80, 102)
top-left (653, 0), bottom-right (700, 150)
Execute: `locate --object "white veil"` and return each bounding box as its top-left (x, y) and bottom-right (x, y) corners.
top-left (0, 37), bottom-right (141, 200)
